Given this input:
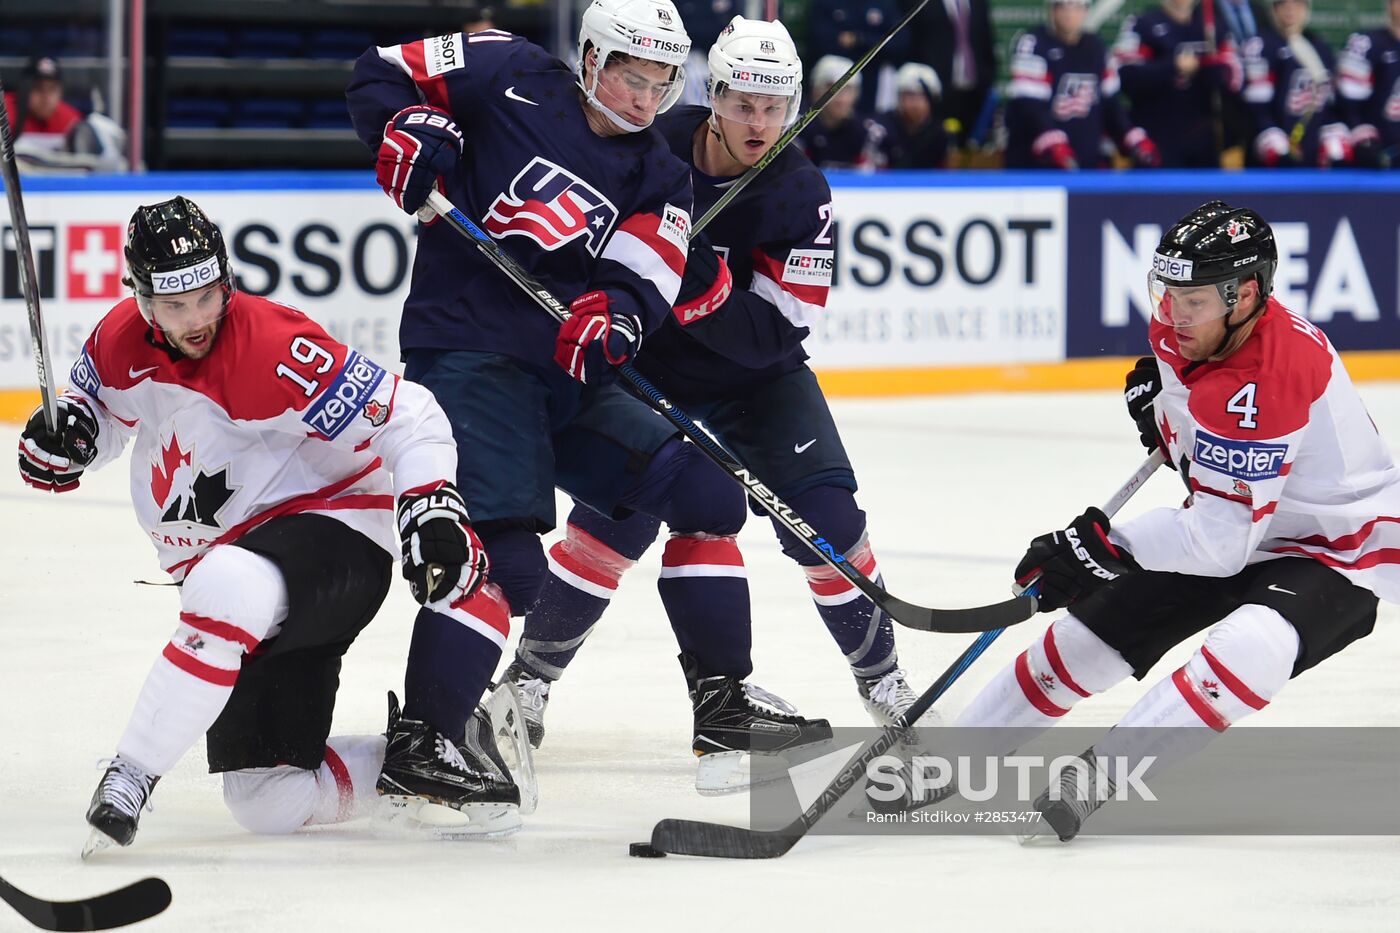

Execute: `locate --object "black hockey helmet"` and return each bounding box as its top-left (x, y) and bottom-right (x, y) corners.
top-left (1149, 200), bottom-right (1276, 325)
top-left (124, 196), bottom-right (234, 327)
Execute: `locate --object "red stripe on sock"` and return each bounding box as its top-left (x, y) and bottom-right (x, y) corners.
top-left (1042, 626), bottom-right (1091, 698)
top-left (162, 642), bottom-right (238, 687)
top-left (1171, 667), bottom-right (1230, 732)
top-left (179, 611), bottom-right (261, 653)
top-left (662, 535), bottom-right (743, 568)
top-left (549, 539), bottom-right (621, 591)
top-left (450, 586), bottom-right (511, 637)
top-left (1014, 651), bottom-right (1069, 717)
top-left (1200, 646), bottom-right (1269, 711)
top-left (322, 745), bottom-right (355, 823)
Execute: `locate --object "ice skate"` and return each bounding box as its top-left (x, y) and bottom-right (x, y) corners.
top-left (856, 667), bottom-right (942, 729)
top-left (82, 757), bottom-right (160, 859)
top-left (375, 692), bottom-right (521, 838)
top-left (500, 657), bottom-right (551, 750)
top-left (682, 652), bottom-right (833, 796)
top-left (1019, 752), bottom-right (1115, 844)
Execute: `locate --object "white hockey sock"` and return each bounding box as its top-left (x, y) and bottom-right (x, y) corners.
top-left (222, 736), bottom-right (387, 834)
top-left (308, 734), bottom-right (388, 825)
top-left (117, 546), bottom-right (287, 775)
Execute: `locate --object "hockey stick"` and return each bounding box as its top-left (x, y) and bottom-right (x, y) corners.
top-left (0, 76), bottom-right (59, 432)
top-left (0, 874), bottom-right (171, 932)
top-left (638, 449), bottom-right (1165, 859)
top-left (422, 190), bottom-right (1035, 634)
top-left (690, 0), bottom-right (932, 236)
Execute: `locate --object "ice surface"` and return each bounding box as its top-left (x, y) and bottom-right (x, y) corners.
top-left (2, 387), bottom-right (1397, 932)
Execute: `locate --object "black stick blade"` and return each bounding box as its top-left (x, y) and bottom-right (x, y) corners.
top-left (886, 593), bottom-right (1037, 633)
top-left (0, 875), bottom-right (172, 932)
top-left (649, 819), bottom-right (800, 859)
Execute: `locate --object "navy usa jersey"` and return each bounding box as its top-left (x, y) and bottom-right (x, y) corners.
top-left (639, 105), bottom-right (834, 405)
top-left (1113, 7), bottom-right (1242, 166)
top-left (1005, 26), bottom-right (1134, 168)
top-left (1241, 30), bottom-right (1341, 163)
top-left (346, 31), bottom-right (692, 370)
top-left (1337, 28), bottom-right (1400, 152)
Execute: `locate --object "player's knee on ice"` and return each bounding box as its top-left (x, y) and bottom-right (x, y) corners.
top-left (223, 767), bottom-right (320, 834)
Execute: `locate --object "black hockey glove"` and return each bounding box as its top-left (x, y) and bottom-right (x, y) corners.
top-left (1014, 507), bottom-right (1139, 612)
top-left (672, 233), bottom-right (733, 324)
top-left (376, 105), bottom-right (464, 214)
top-left (1124, 356), bottom-right (1170, 459)
top-left (18, 396), bottom-right (99, 493)
top-left (396, 483), bottom-right (489, 606)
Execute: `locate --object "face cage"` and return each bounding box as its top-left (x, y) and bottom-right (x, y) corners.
top-left (710, 83), bottom-right (801, 129)
top-left (1147, 270), bottom-right (1242, 327)
top-left (582, 49), bottom-right (685, 131)
top-left (134, 277), bottom-right (235, 332)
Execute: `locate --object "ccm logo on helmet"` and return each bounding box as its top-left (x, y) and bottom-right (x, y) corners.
top-left (1152, 253), bottom-right (1193, 280)
top-left (152, 255), bottom-right (221, 295)
top-left (1193, 430), bottom-right (1288, 481)
top-left (1233, 254), bottom-right (1259, 268)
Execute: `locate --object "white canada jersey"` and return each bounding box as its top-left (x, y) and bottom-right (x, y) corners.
top-left (66, 293), bottom-right (457, 582)
top-left (1113, 297), bottom-right (1400, 604)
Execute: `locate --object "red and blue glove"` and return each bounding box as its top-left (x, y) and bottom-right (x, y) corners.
top-left (376, 105), bottom-right (464, 214)
top-left (553, 290), bottom-right (643, 384)
top-left (1123, 127), bottom-right (1161, 168)
top-left (1032, 130), bottom-right (1078, 170)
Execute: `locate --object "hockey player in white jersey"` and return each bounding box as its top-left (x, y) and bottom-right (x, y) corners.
top-left (905, 201), bottom-right (1398, 840)
top-left (16, 197), bottom-right (524, 853)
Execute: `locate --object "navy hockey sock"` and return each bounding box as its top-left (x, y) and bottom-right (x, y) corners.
top-left (659, 534), bottom-right (753, 679)
top-left (403, 586), bottom-right (511, 742)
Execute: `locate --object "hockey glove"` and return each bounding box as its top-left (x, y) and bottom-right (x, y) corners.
top-left (1317, 122), bottom-right (1354, 168)
top-left (672, 234), bottom-right (734, 325)
top-left (1254, 127), bottom-right (1292, 168)
top-left (553, 290), bottom-right (642, 384)
top-left (1124, 355), bottom-right (1172, 462)
top-left (18, 396), bottom-right (99, 493)
top-left (1032, 130), bottom-right (1078, 170)
top-left (1123, 127), bottom-right (1161, 168)
top-left (376, 105), bottom-right (464, 214)
top-left (1350, 124), bottom-right (1388, 168)
top-left (1014, 507), bottom-right (1139, 612)
top-left (397, 483), bottom-right (489, 606)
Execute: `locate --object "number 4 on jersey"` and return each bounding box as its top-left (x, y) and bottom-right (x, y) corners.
top-left (1227, 382), bottom-right (1259, 430)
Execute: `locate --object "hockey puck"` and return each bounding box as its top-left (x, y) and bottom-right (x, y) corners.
top-left (629, 841), bottom-right (667, 858)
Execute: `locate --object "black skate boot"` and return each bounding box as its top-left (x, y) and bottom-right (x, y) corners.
top-left (82, 757), bottom-right (160, 858)
top-left (681, 652), bottom-right (833, 796)
top-left (375, 692), bottom-right (521, 837)
top-left (500, 657), bottom-right (551, 750)
top-left (1022, 751), bottom-right (1115, 843)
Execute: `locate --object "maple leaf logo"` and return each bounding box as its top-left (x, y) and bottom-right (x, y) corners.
top-left (1038, 672), bottom-right (1056, 691)
top-left (1202, 679), bottom-right (1221, 699)
top-left (151, 434), bottom-right (192, 508)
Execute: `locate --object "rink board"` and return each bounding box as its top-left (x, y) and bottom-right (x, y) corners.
top-left (1, 170), bottom-right (1398, 419)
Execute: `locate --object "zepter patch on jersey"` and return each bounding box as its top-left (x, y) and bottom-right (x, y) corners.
top-left (1193, 430), bottom-right (1288, 481)
top-left (781, 249), bottom-right (835, 287)
top-left (70, 348), bottom-right (102, 396)
top-left (424, 33), bottom-right (465, 77)
top-left (303, 350), bottom-right (387, 440)
top-left (657, 205), bottom-right (690, 251)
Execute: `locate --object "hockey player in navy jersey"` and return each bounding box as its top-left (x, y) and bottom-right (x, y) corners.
top-left (1336, 0), bottom-right (1400, 168)
top-left (1114, 0), bottom-right (1244, 167)
top-left (17, 197), bottom-right (528, 851)
top-left (1004, 0), bottom-right (1162, 170)
top-left (500, 17), bottom-right (932, 789)
top-left (346, 1), bottom-right (823, 807)
top-left (1241, 0), bottom-right (1351, 166)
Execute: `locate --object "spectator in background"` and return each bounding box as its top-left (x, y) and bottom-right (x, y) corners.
top-left (1214, 0), bottom-right (1266, 46)
top-left (2, 55), bottom-right (126, 174)
top-left (902, 0), bottom-right (997, 144)
top-left (1242, 0), bottom-right (1350, 166)
top-left (1004, 0), bottom-right (1160, 170)
top-left (1114, 0), bottom-right (1243, 167)
top-left (878, 62), bottom-right (951, 167)
top-left (675, 0), bottom-right (743, 106)
top-left (1335, 0), bottom-right (1400, 168)
top-left (799, 55), bottom-right (887, 170)
top-left (808, 0), bottom-right (910, 113)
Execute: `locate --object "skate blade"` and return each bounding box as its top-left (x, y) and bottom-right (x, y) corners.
top-left (1016, 820), bottom-right (1061, 846)
top-left (80, 827), bottom-right (121, 860)
top-left (484, 682), bottom-right (539, 816)
top-left (694, 750), bottom-right (800, 796)
top-left (376, 795), bottom-right (522, 839)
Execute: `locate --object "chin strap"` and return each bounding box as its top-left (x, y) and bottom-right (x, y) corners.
top-left (1208, 292), bottom-right (1267, 360)
top-left (578, 78), bottom-right (650, 134)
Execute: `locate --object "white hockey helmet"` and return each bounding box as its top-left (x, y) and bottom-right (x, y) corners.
top-left (706, 16), bottom-right (803, 128)
top-left (577, 0), bottom-right (691, 131)
top-left (810, 54), bottom-right (859, 96)
top-left (895, 62), bottom-right (942, 100)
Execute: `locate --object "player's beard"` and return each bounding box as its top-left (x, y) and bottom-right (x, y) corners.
top-left (168, 319), bottom-right (222, 359)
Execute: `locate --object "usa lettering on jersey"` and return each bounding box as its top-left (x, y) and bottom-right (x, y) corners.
top-left (484, 157), bottom-right (620, 255)
top-left (302, 350), bottom-right (387, 440)
top-left (1053, 73), bottom-right (1100, 120)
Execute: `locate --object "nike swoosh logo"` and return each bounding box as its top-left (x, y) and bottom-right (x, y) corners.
top-left (129, 365), bottom-right (158, 380)
top-left (1266, 584), bottom-right (1296, 596)
top-left (794, 439), bottom-right (817, 453)
top-left (1158, 338), bottom-right (1179, 357)
top-left (504, 86), bottom-right (538, 106)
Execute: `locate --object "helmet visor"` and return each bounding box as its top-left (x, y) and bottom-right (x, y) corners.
top-left (712, 85), bottom-right (800, 128)
top-left (1147, 271), bottom-right (1235, 327)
